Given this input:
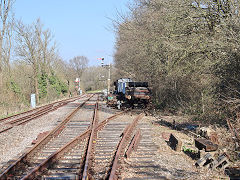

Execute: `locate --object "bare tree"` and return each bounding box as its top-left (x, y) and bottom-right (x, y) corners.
top-left (15, 19), bottom-right (56, 104)
top-left (3, 17), bottom-right (14, 75)
top-left (69, 56), bottom-right (89, 78)
top-left (114, 0), bottom-right (240, 123)
top-left (35, 19), bottom-right (56, 74)
top-left (0, 0), bottom-right (14, 89)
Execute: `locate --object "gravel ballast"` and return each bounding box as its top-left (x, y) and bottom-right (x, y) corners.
top-left (0, 101), bottom-right (229, 179)
top-left (0, 98), bottom-right (87, 170)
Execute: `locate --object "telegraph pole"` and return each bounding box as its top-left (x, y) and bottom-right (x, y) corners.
top-left (98, 57), bottom-right (111, 97)
top-left (107, 62), bottom-right (111, 96)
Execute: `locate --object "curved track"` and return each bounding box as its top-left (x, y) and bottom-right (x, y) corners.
top-left (0, 95), bottom-right (149, 179)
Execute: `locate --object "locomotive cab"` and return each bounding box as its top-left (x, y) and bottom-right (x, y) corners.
top-left (113, 78), bottom-right (150, 109)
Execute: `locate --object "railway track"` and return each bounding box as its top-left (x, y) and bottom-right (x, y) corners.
top-left (119, 122), bottom-right (161, 179)
top-left (0, 95), bottom-right (88, 134)
top-left (1, 93), bottom-right (223, 179)
top-left (0, 93), bottom-right (148, 179)
top-left (18, 112), bottom-right (142, 179)
top-left (0, 94), bottom-right (95, 179)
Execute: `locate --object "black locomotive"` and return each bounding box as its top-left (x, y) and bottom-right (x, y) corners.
top-left (112, 78), bottom-right (150, 109)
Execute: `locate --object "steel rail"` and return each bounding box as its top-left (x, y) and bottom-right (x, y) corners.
top-left (109, 113), bottom-right (144, 180)
top-left (0, 95), bottom-right (84, 123)
top-left (6, 104), bottom-right (60, 125)
top-left (11, 95), bottom-right (84, 124)
top-left (125, 128), bottom-right (142, 158)
top-left (95, 111), bottom-right (126, 132)
top-left (0, 95), bottom-right (86, 134)
top-left (81, 101), bottom-right (99, 180)
top-left (21, 108), bottom-right (125, 179)
top-left (22, 100), bottom-right (99, 180)
top-left (0, 94), bottom-right (93, 180)
top-left (14, 99), bottom-right (73, 126)
top-left (22, 129), bottom-right (91, 180)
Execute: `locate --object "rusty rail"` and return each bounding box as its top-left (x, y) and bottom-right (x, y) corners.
top-left (21, 106), bottom-right (125, 179)
top-left (0, 95), bottom-right (93, 180)
top-left (0, 95), bottom-right (86, 133)
top-left (109, 113), bottom-right (144, 180)
top-left (0, 95), bottom-right (84, 123)
top-left (125, 129), bottom-right (142, 158)
top-left (22, 129), bottom-right (91, 180)
top-left (95, 111), bottom-right (126, 131)
top-left (82, 102), bottom-right (99, 180)
top-left (6, 104), bottom-right (58, 126)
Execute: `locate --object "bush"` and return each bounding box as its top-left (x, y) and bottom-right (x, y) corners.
top-left (38, 73), bottom-right (48, 99)
top-left (48, 74), bottom-right (68, 96)
top-left (9, 80), bottom-right (21, 95)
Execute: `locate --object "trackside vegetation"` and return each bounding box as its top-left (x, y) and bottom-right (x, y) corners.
top-left (114, 0), bottom-right (240, 124)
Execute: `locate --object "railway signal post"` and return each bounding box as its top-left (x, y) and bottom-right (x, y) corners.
top-left (98, 57), bottom-right (111, 97)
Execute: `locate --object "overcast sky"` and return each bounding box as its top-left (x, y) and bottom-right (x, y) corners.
top-left (14, 0), bottom-right (131, 66)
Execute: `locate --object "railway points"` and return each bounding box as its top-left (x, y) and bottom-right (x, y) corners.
top-left (0, 93), bottom-right (231, 179)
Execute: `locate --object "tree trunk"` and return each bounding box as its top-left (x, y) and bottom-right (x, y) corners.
top-left (0, 70), bottom-right (3, 96)
top-left (0, 36), bottom-right (3, 90)
top-left (34, 67), bottom-right (39, 105)
top-left (0, 67), bottom-right (2, 89)
top-left (201, 92), bottom-right (205, 114)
